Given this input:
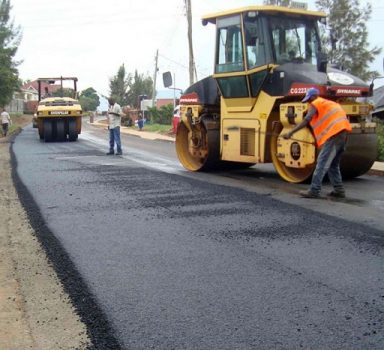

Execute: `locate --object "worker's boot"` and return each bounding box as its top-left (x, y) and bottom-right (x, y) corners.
top-left (327, 190), bottom-right (346, 198)
top-left (299, 190), bottom-right (320, 198)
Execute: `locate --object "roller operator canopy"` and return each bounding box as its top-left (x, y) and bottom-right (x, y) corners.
top-left (202, 5), bottom-right (326, 25)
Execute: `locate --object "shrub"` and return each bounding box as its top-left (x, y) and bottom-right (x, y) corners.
top-left (377, 119), bottom-right (384, 161)
top-left (148, 104), bottom-right (173, 125)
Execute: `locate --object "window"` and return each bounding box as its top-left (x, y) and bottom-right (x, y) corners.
top-left (249, 71), bottom-right (268, 97)
top-left (244, 18), bottom-right (267, 69)
top-left (216, 76), bottom-right (248, 98)
top-left (216, 15), bottom-right (244, 73)
top-left (269, 17), bottom-right (320, 65)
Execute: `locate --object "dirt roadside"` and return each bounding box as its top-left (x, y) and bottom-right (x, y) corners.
top-left (0, 116), bottom-right (90, 349)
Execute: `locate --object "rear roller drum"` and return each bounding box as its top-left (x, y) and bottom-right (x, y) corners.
top-left (175, 121), bottom-right (220, 171)
top-left (340, 133), bottom-right (377, 178)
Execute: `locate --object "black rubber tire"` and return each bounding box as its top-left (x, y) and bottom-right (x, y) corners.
top-left (43, 120), bottom-right (53, 142)
top-left (56, 119), bottom-right (66, 141)
top-left (68, 119), bottom-right (78, 141)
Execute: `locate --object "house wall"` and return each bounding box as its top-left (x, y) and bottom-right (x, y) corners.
top-left (156, 98), bottom-right (175, 108)
top-left (6, 99), bottom-right (24, 114)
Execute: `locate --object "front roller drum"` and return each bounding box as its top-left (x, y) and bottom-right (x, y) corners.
top-left (270, 122), bottom-right (316, 183)
top-left (271, 123), bottom-right (378, 182)
top-left (175, 121), bottom-right (220, 171)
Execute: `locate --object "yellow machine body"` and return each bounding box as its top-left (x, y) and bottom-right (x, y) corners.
top-left (34, 77), bottom-right (83, 142)
top-left (175, 5), bottom-right (377, 183)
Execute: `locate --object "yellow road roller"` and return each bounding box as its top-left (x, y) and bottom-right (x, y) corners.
top-left (34, 77), bottom-right (82, 142)
top-left (175, 4), bottom-right (377, 183)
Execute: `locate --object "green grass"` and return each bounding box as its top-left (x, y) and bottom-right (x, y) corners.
top-left (8, 124), bottom-right (19, 134)
top-left (137, 123), bottom-right (172, 133)
top-left (5, 114), bottom-right (32, 136)
top-left (377, 119), bottom-right (384, 161)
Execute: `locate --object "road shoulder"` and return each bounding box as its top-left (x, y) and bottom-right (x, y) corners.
top-left (0, 139), bottom-right (90, 350)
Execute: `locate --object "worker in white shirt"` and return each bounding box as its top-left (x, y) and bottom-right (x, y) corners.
top-left (106, 97), bottom-right (123, 155)
top-left (1, 107), bottom-right (12, 137)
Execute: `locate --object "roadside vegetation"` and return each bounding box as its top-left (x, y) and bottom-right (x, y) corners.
top-left (377, 119), bottom-right (384, 161)
top-left (0, 0), bottom-right (22, 107)
top-left (109, 64), bottom-right (153, 110)
top-left (141, 122), bottom-right (172, 134)
top-left (148, 104), bottom-right (173, 125)
top-left (6, 114), bottom-right (32, 136)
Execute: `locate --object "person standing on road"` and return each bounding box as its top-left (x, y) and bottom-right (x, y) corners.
top-left (106, 97), bottom-right (123, 155)
top-left (1, 107), bottom-right (12, 137)
top-left (137, 112), bottom-right (144, 131)
top-left (283, 87), bottom-right (352, 199)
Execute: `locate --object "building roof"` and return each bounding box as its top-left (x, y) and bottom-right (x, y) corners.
top-left (21, 80), bottom-right (61, 94)
top-left (372, 85), bottom-right (384, 114)
top-left (373, 85), bottom-right (384, 108)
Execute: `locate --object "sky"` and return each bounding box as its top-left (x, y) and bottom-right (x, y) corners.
top-left (10, 0), bottom-right (384, 99)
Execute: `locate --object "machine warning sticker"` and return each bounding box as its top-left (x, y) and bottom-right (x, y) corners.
top-left (180, 92), bottom-right (199, 104)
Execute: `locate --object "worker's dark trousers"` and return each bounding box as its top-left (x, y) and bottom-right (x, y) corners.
top-left (109, 126), bottom-right (122, 154)
top-left (2, 123), bottom-right (8, 136)
top-left (309, 131), bottom-right (348, 195)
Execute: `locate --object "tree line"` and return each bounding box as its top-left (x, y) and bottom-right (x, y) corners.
top-left (263, 0), bottom-right (381, 81)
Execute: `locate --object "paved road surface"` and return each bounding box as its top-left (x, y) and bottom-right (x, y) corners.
top-left (12, 124), bottom-right (384, 349)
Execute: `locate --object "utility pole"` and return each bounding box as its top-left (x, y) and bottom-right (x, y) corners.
top-left (152, 49), bottom-right (159, 108)
top-left (185, 0), bottom-right (196, 86)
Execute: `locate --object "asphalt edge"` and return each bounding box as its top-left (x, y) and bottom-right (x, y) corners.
top-left (9, 130), bottom-right (123, 350)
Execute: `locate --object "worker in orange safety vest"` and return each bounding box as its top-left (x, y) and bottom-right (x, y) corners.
top-left (283, 87), bottom-right (352, 198)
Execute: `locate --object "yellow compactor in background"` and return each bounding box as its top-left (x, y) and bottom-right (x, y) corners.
top-left (175, 4), bottom-right (377, 183)
top-left (34, 77), bottom-right (82, 142)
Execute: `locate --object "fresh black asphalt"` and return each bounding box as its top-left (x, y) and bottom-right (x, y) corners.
top-left (11, 126), bottom-right (384, 349)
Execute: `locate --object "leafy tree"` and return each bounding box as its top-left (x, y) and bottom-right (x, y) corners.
top-left (0, 0), bottom-right (21, 107)
top-left (126, 70), bottom-right (153, 109)
top-left (109, 64), bottom-right (130, 106)
top-left (109, 65), bottom-right (153, 109)
top-left (52, 88), bottom-right (75, 98)
top-left (316, 0), bottom-right (381, 81)
top-left (79, 87), bottom-right (99, 111)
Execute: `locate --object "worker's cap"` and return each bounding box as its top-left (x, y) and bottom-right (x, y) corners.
top-left (302, 88), bottom-right (320, 102)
